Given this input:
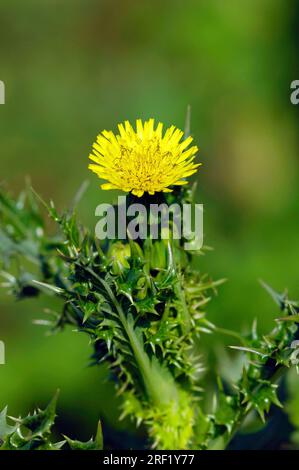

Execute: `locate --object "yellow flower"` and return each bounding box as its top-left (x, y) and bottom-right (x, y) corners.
top-left (88, 118), bottom-right (200, 197)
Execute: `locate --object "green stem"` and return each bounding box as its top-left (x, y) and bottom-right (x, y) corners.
top-left (83, 265), bottom-right (173, 406)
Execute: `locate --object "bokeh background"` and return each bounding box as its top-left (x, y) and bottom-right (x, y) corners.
top-left (1, 0), bottom-right (299, 448)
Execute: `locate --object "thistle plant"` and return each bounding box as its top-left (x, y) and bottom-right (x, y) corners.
top-left (0, 118), bottom-right (298, 450)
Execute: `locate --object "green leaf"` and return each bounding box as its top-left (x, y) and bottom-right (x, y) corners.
top-left (32, 280), bottom-right (65, 296)
top-left (276, 314), bottom-right (299, 323)
top-left (214, 380), bottom-right (239, 433)
top-left (64, 421), bottom-right (103, 450)
top-left (242, 382), bottom-right (282, 422)
top-left (193, 407), bottom-right (212, 449)
top-left (260, 280), bottom-right (287, 309)
top-left (19, 390), bottom-right (59, 438)
top-left (229, 346), bottom-right (267, 358)
top-left (0, 392), bottom-right (63, 450)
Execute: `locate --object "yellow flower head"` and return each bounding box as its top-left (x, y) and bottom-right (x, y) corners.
top-left (88, 118), bottom-right (200, 197)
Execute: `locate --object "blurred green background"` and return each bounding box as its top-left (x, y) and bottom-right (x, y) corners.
top-left (1, 0), bottom-right (299, 448)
